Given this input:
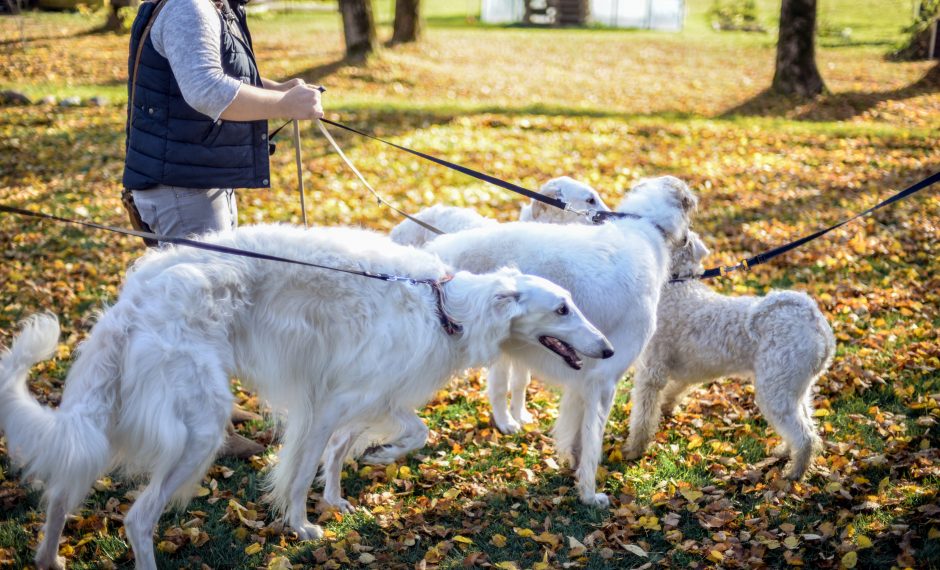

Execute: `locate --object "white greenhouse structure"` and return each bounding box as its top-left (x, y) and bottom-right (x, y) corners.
top-left (480, 0), bottom-right (685, 31)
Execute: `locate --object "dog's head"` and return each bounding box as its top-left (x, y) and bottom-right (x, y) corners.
top-left (615, 176), bottom-right (698, 245)
top-left (670, 230), bottom-right (710, 275)
top-left (527, 176), bottom-right (611, 225)
top-left (493, 270), bottom-right (613, 369)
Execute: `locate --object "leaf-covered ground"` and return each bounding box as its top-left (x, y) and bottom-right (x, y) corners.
top-left (1, 3), bottom-right (939, 569)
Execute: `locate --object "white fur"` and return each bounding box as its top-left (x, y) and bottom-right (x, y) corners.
top-left (424, 176), bottom-right (697, 506)
top-left (0, 224), bottom-right (611, 570)
top-left (389, 204), bottom-right (497, 247)
top-left (389, 176), bottom-right (611, 248)
top-left (624, 232), bottom-right (835, 480)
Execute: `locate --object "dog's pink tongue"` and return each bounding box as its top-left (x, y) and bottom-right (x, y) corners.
top-left (539, 336), bottom-right (583, 370)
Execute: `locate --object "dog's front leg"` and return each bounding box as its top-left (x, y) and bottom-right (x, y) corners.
top-left (508, 360), bottom-right (534, 426)
top-left (488, 354), bottom-right (522, 434)
top-left (623, 365), bottom-right (668, 460)
top-left (573, 380), bottom-right (617, 508)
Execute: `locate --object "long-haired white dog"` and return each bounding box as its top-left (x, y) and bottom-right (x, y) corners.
top-left (0, 224), bottom-right (613, 570)
top-left (336, 177), bottom-right (611, 468)
top-left (424, 176), bottom-right (698, 506)
top-left (625, 231), bottom-right (835, 479)
top-left (389, 176), bottom-right (609, 247)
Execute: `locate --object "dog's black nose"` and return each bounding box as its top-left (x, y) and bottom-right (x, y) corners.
top-left (601, 348), bottom-right (614, 359)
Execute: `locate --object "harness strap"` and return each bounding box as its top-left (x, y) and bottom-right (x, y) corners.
top-left (0, 204), bottom-right (463, 335)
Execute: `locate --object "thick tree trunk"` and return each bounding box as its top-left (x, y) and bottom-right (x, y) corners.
top-left (339, 0), bottom-right (376, 58)
top-left (104, 0), bottom-right (139, 33)
top-left (391, 0), bottom-right (421, 44)
top-left (772, 0), bottom-right (826, 97)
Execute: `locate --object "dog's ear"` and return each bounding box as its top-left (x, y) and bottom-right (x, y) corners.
top-left (671, 179), bottom-right (698, 214)
top-left (493, 289), bottom-right (523, 318)
top-left (532, 181), bottom-right (563, 219)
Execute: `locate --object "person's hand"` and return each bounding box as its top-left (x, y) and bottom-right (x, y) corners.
top-left (279, 83), bottom-right (324, 120)
top-left (276, 77), bottom-right (307, 92)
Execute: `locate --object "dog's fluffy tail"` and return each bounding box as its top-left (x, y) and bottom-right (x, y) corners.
top-left (0, 314), bottom-right (111, 512)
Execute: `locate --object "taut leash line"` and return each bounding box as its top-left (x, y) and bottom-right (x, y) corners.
top-left (0, 204), bottom-right (463, 335)
top-left (673, 170), bottom-right (940, 282)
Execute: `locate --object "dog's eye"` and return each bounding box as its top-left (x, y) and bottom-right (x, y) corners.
top-left (556, 305), bottom-right (569, 316)
top-left (587, 197), bottom-right (596, 205)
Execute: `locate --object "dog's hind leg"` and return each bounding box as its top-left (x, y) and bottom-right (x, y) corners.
top-left (321, 429), bottom-right (361, 513)
top-left (124, 418), bottom-right (227, 570)
top-left (488, 355), bottom-right (523, 434)
top-left (359, 410), bottom-right (429, 465)
top-left (270, 403), bottom-right (344, 540)
top-left (659, 380), bottom-right (692, 418)
top-left (34, 497), bottom-right (68, 570)
top-left (754, 376), bottom-right (819, 481)
top-left (623, 365), bottom-right (668, 460)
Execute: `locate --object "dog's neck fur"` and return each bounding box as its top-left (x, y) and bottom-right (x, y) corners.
top-left (438, 272), bottom-right (518, 368)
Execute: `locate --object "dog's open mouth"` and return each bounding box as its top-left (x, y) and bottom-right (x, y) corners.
top-left (539, 335), bottom-right (582, 370)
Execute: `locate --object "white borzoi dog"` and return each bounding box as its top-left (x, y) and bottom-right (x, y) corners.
top-left (389, 176), bottom-right (609, 248)
top-left (333, 177), bottom-right (611, 467)
top-left (0, 224), bottom-right (613, 570)
top-left (625, 231), bottom-right (835, 479)
top-left (422, 176), bottom-right (698, 506)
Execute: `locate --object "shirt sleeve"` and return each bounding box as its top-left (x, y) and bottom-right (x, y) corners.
top-left (149, 0), bottom-right (242, 121)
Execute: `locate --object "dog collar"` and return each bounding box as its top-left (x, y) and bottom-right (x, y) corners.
top-left (428, 275), bottom-right (463, 336)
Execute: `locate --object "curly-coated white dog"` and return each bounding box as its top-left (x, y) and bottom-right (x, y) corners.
top-left (624, 231), bottom-right (835, 480)
top-left (0, 224), bottom-right (613, 570)
top-left (424, 176), bottom-right (697, 506)
top-left (389, 176), bottom-right (609, 247)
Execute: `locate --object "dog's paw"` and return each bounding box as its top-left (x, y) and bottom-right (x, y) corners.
top-left (622, 445), bottom-right (644, 461)
top-left (35, 555), bottom-right (66, 570)
top-left (293, 521), bottom-right (325, 541)
top-left (514, 408), bottom-right (535, 425)
top-left (580, 492), bottom-right (610, 508)
top-left (360, 444), bottom-right (401, 465)
top-left (494, 416), bottom-right (522, 435)
top-left (322, 498), bottom-right (356, 514)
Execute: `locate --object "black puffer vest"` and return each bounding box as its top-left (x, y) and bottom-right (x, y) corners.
top-left (123, 0), bottom-right (270, 190)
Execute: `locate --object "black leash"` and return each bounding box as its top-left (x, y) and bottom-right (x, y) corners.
top-left (672, 170), bottom-right (940, 282)
top-left (277, 119), bottom-right (939, 281)
top-left (0, 204), bottom-right (463, 335)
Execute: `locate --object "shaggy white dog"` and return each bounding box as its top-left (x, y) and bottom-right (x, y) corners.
top-left (389, 176), bottom-right (609, 247)
top-left (0, 224), bottom-right (613, 570)
top-left (424, 176), bottom-right (698, 506)
top-left (624, 232), bottom-right (835, 480)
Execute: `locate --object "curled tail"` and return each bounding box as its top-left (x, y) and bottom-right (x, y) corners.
top-left (0, 314), bottom-right (111, 512)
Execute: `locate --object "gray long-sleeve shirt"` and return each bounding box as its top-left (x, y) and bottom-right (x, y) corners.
top-left (150, 0), bottom-right (243, 121)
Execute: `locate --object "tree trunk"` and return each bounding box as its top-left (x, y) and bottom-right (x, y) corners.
top-left (339, 0), bottom-right (376, 58)
top-left (771, 0), bottom-right (826, 97)
top-left (391, 0), bottom-right (421, 44)
top-left (104, 0), bottom-right (139, 33)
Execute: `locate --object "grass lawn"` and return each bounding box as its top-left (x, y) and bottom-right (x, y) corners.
top-left (1, 1), bottom-right (939, 569)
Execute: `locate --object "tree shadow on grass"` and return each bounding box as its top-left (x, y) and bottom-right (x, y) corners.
top-left (721, 64), bottom-right (940, 122)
